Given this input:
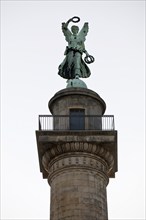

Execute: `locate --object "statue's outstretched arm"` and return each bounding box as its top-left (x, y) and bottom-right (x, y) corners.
top-left (62, 17), bottom-right (80, 42)
top-left (62, 19), bottom-right (72, 42)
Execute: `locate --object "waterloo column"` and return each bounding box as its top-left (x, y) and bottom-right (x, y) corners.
top-left (36, 16), bottom-right (118, 220)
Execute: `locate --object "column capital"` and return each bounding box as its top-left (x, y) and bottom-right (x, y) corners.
top-left (42, 142), bottom-right (114, 182)
top-left (36, 130), bottom-right (117, 179)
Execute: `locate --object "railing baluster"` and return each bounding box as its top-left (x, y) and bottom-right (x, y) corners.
top-left (39, 116), bottom-right (40, 130)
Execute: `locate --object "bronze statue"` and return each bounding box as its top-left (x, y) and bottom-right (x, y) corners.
top-left (58, 16), bottom-right (94, 79)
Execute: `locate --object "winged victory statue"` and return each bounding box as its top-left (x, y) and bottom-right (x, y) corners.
top-left (58, 16), bottom-right (94, 80)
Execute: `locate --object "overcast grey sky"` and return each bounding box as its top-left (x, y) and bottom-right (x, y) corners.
top-left (1, 1), bottom-right (145, 219)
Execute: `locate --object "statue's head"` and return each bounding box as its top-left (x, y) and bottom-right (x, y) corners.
top-left (71, 25), bottom-right (79, 35)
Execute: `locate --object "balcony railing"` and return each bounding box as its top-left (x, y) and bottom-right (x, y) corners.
top-left (38, 115), bottom-right (115, 131)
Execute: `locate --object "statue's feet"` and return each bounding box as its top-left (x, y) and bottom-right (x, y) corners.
top-left (75, 69), bottom-right (80, 78)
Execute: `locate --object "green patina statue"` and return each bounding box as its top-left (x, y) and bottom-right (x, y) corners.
top-left (58, 16), bottom-right (94, 79)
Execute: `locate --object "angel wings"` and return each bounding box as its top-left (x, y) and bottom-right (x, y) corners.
top-left (62, 22), bottom-right (89, 43)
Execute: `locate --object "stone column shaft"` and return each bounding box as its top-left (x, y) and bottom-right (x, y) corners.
top-left (42, 142), bottom-right (114, 220)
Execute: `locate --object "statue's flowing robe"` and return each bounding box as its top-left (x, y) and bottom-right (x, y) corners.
top-left (58, 23), bottom-right (91, 79)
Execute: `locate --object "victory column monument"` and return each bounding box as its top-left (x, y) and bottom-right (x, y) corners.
top-left (36, 16), bottom-right (118, 220)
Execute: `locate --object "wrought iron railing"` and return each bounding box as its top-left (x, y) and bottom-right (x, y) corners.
top-left (38, 115), bottom-right (115, 131)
